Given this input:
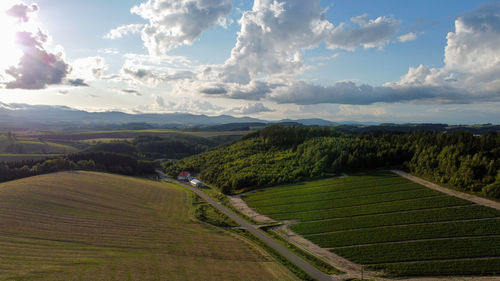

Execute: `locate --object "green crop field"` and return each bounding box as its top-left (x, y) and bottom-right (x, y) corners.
top-left (0, 172), bottom-right (298, 281)
top-left (242, 172), bottom-right (500, 277)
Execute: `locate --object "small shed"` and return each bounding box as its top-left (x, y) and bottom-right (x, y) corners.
top-left (177, 171), bottom-right (190, 181)
top-left (190, 178), bottom-right (204, 188)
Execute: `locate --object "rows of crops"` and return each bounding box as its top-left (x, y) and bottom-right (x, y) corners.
top-left (242, 172), bottom-right (500, 277)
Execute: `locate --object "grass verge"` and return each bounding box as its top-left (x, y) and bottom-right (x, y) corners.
top-left (262, 226), bottom-right (343, 275)
top-left (200, 185), bottom-right (260, 224)
top-left (191, 192), bottom-right (314, 280)
top-left (192, 194), bottom-right (238, 227)
top-left (194, 183), bottom-right (343, 276)
top-left (229, 228), bottom-right (315, 281)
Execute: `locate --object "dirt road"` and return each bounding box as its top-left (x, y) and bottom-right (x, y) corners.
top-left (274, 222), bottom-right (375, 280)
top-left (228, 195), bottom-right (276, 223)
top-left (391, 170), bottom-right (500, 210)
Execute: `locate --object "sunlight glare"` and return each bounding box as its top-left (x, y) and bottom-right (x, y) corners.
top-left (0, 1), bottom-right (39, 73)
top-left (0, 16), bottom-right (23, 71)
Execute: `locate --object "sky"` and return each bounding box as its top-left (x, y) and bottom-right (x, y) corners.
top-left (0, 0), bottom-right (499, 124)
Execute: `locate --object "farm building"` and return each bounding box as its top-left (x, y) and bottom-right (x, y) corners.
top-left (177, 171), bottom-right (190, 181)
top-left (190, 178), bottom-right (204, 188)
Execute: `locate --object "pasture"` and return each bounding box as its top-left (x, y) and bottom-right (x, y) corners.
top-left (0, 171), bottom-right (297, 280)
top-left (242, 172), bottom-right (500, 277)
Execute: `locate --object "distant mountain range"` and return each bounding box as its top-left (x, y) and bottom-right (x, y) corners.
top-left (0, 102), bottom-right (371, 127)
top-left (0, 103), bottom-right (498, 135)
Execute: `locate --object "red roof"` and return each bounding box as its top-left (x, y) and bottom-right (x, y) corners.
top-left (178, 171), bottom-right (190, 177)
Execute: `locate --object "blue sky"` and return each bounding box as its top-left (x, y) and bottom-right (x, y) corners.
top-left (0, 0), bottom-right (499, 124)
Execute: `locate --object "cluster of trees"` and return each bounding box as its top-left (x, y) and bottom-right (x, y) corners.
top-left (132, 134), bottom-right (217, 159)
top-left (68, 152), bottom-right (155, 175)
top-left (0, 152), bottom-right (156, 184)
top-left (408, 132), bottom-right (500, 198)
top-left (85, 142), bottom-right (139, 157)
top-left (165, 126), bottom-right (500, 197)
top-left (84, 133), bottom-right (227, 160)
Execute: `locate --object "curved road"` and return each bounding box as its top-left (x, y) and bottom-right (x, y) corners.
top-left (156, 170), bottom-right (334, 281)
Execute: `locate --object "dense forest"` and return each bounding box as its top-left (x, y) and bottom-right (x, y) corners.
top-left (165, 126), bottom-right (500, 197)
top-left (132, 134), bottom-right (218, 159)
top-left (85, 133), bottom-right (237, 160)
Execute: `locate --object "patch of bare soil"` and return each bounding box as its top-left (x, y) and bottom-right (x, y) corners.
top-left (228, 195), bottom-right (277, 223)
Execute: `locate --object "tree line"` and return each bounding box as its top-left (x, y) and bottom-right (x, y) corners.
top-left (0, 152), bottom-right (156, 183)
top-left (165, 125), bottom-right (500, 197)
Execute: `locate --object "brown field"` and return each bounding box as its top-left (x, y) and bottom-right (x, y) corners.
top-left (0, 171), bottom-right (297, 281)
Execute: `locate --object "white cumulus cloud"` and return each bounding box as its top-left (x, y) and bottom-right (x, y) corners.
top-left (325, 14), bottom-right (400, 50)
top-left (70, 56), bottom-right (109, 81)
top-left (114, 0), bottom-right (500, 107)
top-left (227, 102), bottom-right (274, 115)
top-left (220, 1), bottom-right (400, 85)
top-left (131, 0), bottom-right (233, 55)
top-left (168, 0), bottom-right (400, 102)
top-left (104, 24), bottom-right (144, 39)
top-left (270, 2), bottom-right (500, 105)
top-left (398, 32), bottom-right (417, 42)
top-left (394, 2), bottom-right (500, 96)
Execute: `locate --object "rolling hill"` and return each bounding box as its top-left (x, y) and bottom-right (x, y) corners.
top-left (0, 171), bottom-right (297, 280)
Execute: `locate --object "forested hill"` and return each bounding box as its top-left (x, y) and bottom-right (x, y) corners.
top-left (165, 126), bottom-right (500, 198)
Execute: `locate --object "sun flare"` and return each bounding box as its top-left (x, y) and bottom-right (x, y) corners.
top-left (0, 16), bottom-right (23, 71)
top-left (0, 1), bottom-right (41, 73)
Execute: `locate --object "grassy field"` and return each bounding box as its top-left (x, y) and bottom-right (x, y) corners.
top-left (16, 140), bottom-right (78, 153)
top-left (0, 172), bottom-right (298, 280)
top-left (242, 172), bottom-right (500, 277)
top-left (0, 133), bottom-right (79, 156)
top-left (28, 129), bottom-right (250, 142)
top-left (0, 154), bottom-right (63, 162)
